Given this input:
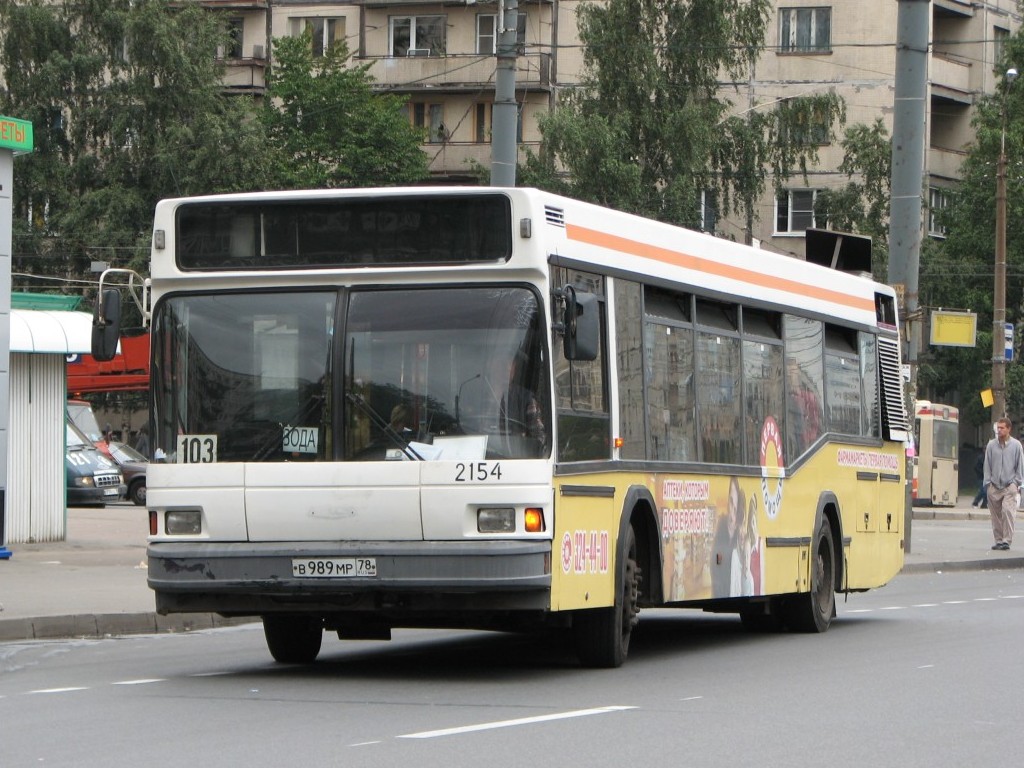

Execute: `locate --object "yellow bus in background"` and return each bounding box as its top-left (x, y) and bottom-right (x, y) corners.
top-left (913, 401), bottom-right (960, 507)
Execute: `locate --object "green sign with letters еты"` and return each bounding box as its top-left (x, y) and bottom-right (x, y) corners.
top-left (0, 116), bottom-right (33, 153)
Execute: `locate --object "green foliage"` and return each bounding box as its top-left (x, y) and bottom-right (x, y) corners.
top-left (262, 33), bottom-right (427, 188)
top-left (526, 0), bottom-right (844, 230)
top-left (0, 0), bottom-right (272, 285)
top-left (0, 0), bottom-right (428, 296)
top-left (814, 119), bottom-right (891, 278)
top-left (917, 30), bottom-right (1024, 428)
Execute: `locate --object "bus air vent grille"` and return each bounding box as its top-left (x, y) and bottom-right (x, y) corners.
top-left (544, 206), bottom-right (566, 227)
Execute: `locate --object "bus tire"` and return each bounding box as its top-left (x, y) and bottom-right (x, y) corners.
top-left (573, 525), bottom-right (640, 668)
top-left (263, 615), bottom-right (323, 663)
top-left (784, 518), bottom-right (836, 633)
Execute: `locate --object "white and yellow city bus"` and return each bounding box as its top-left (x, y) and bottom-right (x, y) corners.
top-left (912, 401), bottom-right (960, 506)
top-left (93, 187), bottom-right (910, 668)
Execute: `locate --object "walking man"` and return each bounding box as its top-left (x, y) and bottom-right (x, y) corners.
top-left (983, 417), bottom-right (1024, 551)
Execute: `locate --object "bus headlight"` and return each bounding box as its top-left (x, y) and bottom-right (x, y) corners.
top-left (477, 507), bottom-right (515, 533)
top-left (165, 509), bottom-right (202, 535)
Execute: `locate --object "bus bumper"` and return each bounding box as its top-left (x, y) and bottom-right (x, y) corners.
top-left (148, 540), bottom-right (553, 617)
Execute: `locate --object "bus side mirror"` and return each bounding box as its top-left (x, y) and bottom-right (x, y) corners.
top-left (563, 288), bottom-right (599, 361)
top-left (91, 289), bottom-right (122, 362)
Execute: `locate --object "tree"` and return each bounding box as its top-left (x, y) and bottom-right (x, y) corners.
top-left (814, 119), bottom-right (892, 279)
top-left (916, 56), bottom-right (1024, 427)
top-left (909, 20), bottom-right (1024, 432)
top-left (261, 33), bottom-right (428, 189)
top-left (0, 0), bottom-right (274, 284)
top-left (521, 0), bottom-right (844, 231)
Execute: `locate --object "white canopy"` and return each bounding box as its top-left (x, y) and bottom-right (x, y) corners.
top-left (8, 309), bottom-right (97, 354)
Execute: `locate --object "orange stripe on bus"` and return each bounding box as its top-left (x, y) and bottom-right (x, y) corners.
top-left (566, 224), bottom-right (875, 313)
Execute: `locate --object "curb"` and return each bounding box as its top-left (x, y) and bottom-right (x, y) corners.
top-left (0, 612), bottom-right (255, 643)
top-left (902, 557), bottom-right (1024, 575)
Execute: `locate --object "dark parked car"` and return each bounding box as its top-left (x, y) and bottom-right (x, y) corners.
top-left (66, 422), bottom-right (124, 507)
top-left (107, 441), bottom-right (148, 506)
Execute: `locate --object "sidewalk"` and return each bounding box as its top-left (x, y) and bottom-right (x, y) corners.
top-left (0, 504), bottom-right (248, 642)
top-left (0, 497), bottom-right (1022, 642)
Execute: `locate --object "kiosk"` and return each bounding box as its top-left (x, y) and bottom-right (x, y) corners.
top-left (1, 115), bottom-right (34, 558)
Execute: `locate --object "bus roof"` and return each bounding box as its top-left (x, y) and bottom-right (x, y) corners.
top-left (150, 187), bottom-right (894, 329)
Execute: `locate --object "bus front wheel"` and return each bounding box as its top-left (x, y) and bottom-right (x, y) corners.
top-left (784, 518), bottom-right (836, 633)
top-left (263, 615), bottom-right (324, 663)
top-left (573, 525), bottom-right (641, 668)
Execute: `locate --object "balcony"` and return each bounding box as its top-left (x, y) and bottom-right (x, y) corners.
top-left (930, 53), bottom-right (973, 105)
top-left (219, 57), bottom-right (267, 95)
top-left (422, 141), bottom-right (543, 178)
top-left (363, 52), bottom-right (551, 94)
top-left (353, 0), bottom-right (552, 6)
top-left (927, 146), bottom-right (967, 181)
top-left (197, 0), bottom-right (267, 8)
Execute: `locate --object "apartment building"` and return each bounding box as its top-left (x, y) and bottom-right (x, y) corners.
top-left (742, 0), bottom-right (1021, 257)
top-left (205, 0), bottom-right (585, 181)
top-left (204, 0), bottom-right (1019, 253)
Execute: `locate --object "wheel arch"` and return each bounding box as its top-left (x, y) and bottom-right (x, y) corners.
top-left (815, 491), bottom-right (844, 593)
top-left (621, 485), bottom-right (662, 604)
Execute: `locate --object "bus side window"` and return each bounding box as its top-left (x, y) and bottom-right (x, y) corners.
top-left (553, 268), bottom-right (609, 461)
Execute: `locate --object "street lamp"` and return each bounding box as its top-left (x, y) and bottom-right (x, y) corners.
top-left (993, 66), bottom-right (1018, 420)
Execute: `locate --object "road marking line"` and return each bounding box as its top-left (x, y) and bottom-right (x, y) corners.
top-left (973, 598), bottom-right (998, 602)
top-left (912, 603), bottom-right (939, 607)
top-left (28, 687), bottom-right (88, 694)
top-left (880, 606), bottom-right (905, 610)
top-left (398, 706), bottom-right (637, 739)
top-left (113, 679), bottom-right (165, 685)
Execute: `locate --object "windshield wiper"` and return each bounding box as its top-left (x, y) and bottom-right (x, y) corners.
top-left (345, 393), bottom-right (424, 461)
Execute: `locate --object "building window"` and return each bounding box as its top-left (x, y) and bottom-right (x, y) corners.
top-left (406, 102), bottom-right (446, 143)
top-left (777, 100), bottom-right (830, 146)
top-left (928, 187), bottom-right (949, 239)
top-left (226, 17), bottom-right (244, 59)
top-left (776, 189), bottom-right (818, 234)
top-left (779, 7), bottom-right (831, 54)
top-left (475, 103), bottom-right (492, 143)
top-left (995, 26), bottom-right (1009, 73)
top-left (390, 16), bottom-right (446, 57)
top-left (290, 17), bottom-right (343, 57)
top-left (700, 189), bottom-right (718, 233)
top-left (476, 15), bottom-right (496, 54)
top-left (476, 13), bottom-right (527, 54)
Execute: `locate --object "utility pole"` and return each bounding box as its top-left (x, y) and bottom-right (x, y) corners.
top-left (888, 0), bottom-right (928, 410)
top-left (490, 0), bottom-right (519, 187)
top-left (888, 0), bottom-right (929, 554)
top-left (993, 67), bottom-right (1018, 421)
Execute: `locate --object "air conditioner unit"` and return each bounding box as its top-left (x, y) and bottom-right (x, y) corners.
top-left (407, 48), bottom-right (431, 57)
top-left (252, 44), bottom-right (265, 60)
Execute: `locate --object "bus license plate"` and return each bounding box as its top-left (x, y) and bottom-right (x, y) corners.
top-left (292, 557), bottom-right (377, 578)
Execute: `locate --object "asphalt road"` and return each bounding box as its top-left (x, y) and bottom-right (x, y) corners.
top-left (1, 568), bottom-right (1021, 768)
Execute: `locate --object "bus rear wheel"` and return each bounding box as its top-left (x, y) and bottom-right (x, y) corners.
top-left (263, 615), bottom-right (324, 663)
top-left (573, 525), bottom-right (641, 668)
top-left (784, 518), bottom-right (836, 633)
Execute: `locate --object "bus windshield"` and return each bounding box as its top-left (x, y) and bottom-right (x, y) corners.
top-left (150, 286), bottom-right (549, 463)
